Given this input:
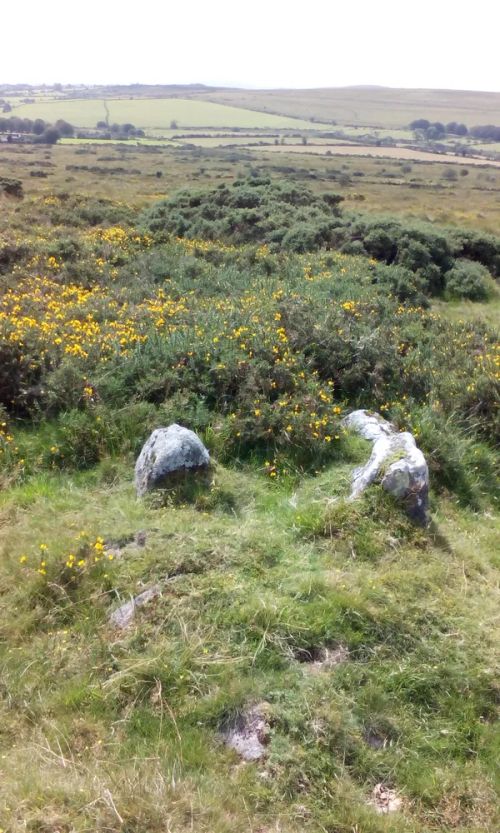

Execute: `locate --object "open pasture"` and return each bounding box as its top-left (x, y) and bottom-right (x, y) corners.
top-left (198, 86), bottom-right (500, 128)
top-left (11, 97), bottom-right (330, 131)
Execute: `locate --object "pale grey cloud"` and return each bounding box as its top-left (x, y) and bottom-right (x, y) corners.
top-left (1, 0), bottom-right (499, 92)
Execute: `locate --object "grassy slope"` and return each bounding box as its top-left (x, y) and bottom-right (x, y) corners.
top-left (433, 295), bottom-right (500, 327)
top-left (1, 132), bottom-right (499, 830)
top-left (0, 458), bottom-right (498, 832)
top-left (197, 87), bottom-right (500, 129)
top-left (11, 98), bottom-right (330, 131)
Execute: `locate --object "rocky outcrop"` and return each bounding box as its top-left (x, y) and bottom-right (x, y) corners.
top-left (342, 410), bottom-right (429, 525)
top-left (134, 424), bottom-right (210, 497)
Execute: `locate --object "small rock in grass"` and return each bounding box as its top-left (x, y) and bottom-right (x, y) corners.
top-left (369, 783), bottom-right (403, 814)
top-left (104, 545), bottom-right (122, 560)
top-left (109, 585), bottom-right (160, 629)
top-left (342, 409), bottom-right (429, 525)
top-left (134, 530), bottom-right (147, 547)
top-left (221, 703), bottom-right (271, 761)
top-left (104, 531), bottom-right (148, 560)
top-left (135, 424), bottom-right (210, 497)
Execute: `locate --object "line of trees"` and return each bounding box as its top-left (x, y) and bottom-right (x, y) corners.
top-left (410, 119), bottom-right (500, 142)
top-left (94, 121), bottom-right (145, 138)
top-left (72, 122), bottom-right (146, 140)
top-left (468, 124), bottom-right (500, 141)
top-left (0, 116), bottom-right (74, 143)
top-left (410, 120), bottom-right (468, 139)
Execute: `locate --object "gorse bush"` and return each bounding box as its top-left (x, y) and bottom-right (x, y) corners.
top-left (0, 176), bottom-right (23, 197)
top-left (0, 180), bottom-right (498, 503)
top-left (140, 176), bottom-right (344, 250)
top-left (444, 259), bottom-right (491, 300)
top-left (140, 177), bottom-right (500, 299)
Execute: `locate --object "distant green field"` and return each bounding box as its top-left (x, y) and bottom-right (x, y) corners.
top-left (474, 141), bottom-right (500, 154)
top-left (141, 127), bottom-right (414, 149)
top-left (197, 87), bottom-right (500, 129)
top-left (331, 125), bottom-right (413, 140)
top-left (172, 135), bottom-right (278, 148)
top-left (12, 98), bottom-right (330, 131)
top-left (60, 137), bottom-right (174, 146)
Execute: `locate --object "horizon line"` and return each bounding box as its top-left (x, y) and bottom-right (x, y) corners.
top-left (1, 82), bottom-right (500, 95)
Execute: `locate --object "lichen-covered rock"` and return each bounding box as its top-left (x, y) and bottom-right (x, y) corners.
top-left (135, 424), bottom-right (210, 497)
top-left (343, 409), bottom-right (429, 525)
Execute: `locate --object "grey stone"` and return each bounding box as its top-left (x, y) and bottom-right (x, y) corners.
top-left (134, 424), bottom-right (210, 497)
top-left (109, 586), bottom-right (160, 629)
top-left (221, 703), bottom-right (271, 761)
top-left (343, 409), bottom-right (429, 525)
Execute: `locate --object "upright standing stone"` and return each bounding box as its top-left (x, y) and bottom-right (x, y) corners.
top-left (135, 424), bottom-right (210, 497)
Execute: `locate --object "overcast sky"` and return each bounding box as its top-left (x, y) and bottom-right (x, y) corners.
top-left (2, 0), bottom-right (499, 92)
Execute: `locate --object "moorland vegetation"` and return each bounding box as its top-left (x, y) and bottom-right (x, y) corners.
top-left (0, 155), bottom-right (498, 832)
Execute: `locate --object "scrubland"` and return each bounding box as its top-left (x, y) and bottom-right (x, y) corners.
top-left (0, 134), bottom-right (498, 832)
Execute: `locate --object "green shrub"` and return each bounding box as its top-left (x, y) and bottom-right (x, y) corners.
top-left (451, 228), bottom-right (500, 276)
top-left (140, 177), bottom-right (343, 251)
top-left (371, 264), bottom-right (428, 305)
top-left (363, 227), bottom-right (395, 260)
top-left (0, 238), bottom-right (30, 273)
top-left (140, 179), bottom-right (500, 302)
top-left (444, 259), bottom-right (490, 300)
top-left (34, 403), bottom-right (159, 471)
top-left (0, 176), bottom-right (23, 198)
